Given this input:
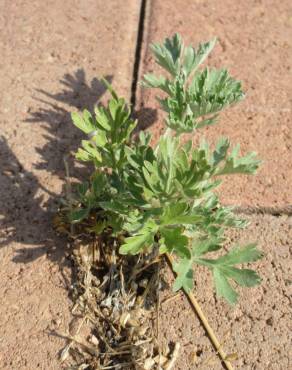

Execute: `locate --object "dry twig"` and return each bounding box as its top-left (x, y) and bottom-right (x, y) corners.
top-left (166, 253), bottom-right (234, 370)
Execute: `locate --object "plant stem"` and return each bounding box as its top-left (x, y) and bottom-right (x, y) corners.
top-left (165, 253), bottom-right (234, 370)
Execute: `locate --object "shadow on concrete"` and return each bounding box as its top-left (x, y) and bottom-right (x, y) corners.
top-left (0, 69), bottom-right (157, 270)
top-left (0, 70), bottom-right (111, 273)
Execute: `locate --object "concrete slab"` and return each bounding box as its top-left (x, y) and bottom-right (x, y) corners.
top-left (159, 214), bottom-right (292, 370)
top-left (137, 0), bottom-right (292, 207)
top-left (0, 0), bottom-right (140, 368)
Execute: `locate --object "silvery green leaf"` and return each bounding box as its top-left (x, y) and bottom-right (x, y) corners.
top-left (215, 243), bottom-right (263, 265)
top-left (213, 268), bottom-right (238, 304)
top-left (211, 137), bottom-right (230, 166)
top-left (173, 258), bottom-right (193, 292)
top-left (196, 115), bottom-right (218, 129)
top-left (72, 112), bottom-right (94, 134)
top-left (119, 220), bottom-right (158, 255)
top-left (183, 38), bottom-right (216, 77)
top-left (221, 266), bottom-right (261, 287)
top-left (75, 148), bottom-right (91, 162)
top-left (216, 147), bottom-right (261, 175)
top-left (142, 74), bottom-right (171, 94)
top-left (159, 227), bottom-right (190, 258)
top-left (150, 33), bottom-right (182, 76)
top-left (192, 238), bottom-right (222, 257)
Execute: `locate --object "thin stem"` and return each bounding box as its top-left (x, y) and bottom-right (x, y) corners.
top-left (165, 253), bottom-right (234, 370)
top-left (63, 155), bottom-right (74, 235)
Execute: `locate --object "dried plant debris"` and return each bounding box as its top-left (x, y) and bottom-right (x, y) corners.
top-left (55, 218), bottom-right (180, 370)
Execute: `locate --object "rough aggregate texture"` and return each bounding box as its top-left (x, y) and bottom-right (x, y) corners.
top-left (138, 0), bottom-right (292, 207)
top-left (0, 0), bottom-right (140, 368)
top-left (159, 215), bottom-right (292, 370)
top-left (0, 1), bottom-right (291, 369)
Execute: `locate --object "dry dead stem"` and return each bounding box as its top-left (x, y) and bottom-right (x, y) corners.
top-left (54, 215), bottom-right (180, 370)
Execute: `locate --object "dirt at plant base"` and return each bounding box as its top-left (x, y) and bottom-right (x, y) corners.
top-left (0, 1), bottom-right (140, 369)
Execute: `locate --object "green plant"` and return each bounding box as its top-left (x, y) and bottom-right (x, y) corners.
top-left (67, 34), bottom-right (262, 305)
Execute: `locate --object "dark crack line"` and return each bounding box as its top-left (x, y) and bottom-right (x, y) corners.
top-left (232, 205), bottom-right (292, 216)
top-left (130, 0), bottom-right (147, 110)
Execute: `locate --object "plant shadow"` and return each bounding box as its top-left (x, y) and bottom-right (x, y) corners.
top-left (0, 70), bottom-right (112, 279)
top-left (26, 70), bottom-right (113, 181)
top-left (0, 68), bottom-right (157, 274)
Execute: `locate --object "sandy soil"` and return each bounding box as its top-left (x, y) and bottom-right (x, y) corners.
top-left (0, 1), bottom-right (139, 368)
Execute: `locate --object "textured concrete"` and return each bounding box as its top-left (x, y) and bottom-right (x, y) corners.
top-left (137, 0), bottom-right (292, 207)
top-left (0, 1), bottom-right (140, 368)
top-left (159, 214), bottom-right (292, 370)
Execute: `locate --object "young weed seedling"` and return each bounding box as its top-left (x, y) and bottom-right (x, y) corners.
top-left (68, 34), bottom-right (262, 306)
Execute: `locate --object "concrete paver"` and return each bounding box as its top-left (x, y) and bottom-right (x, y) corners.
top-left (159, 214), bottom-right (292, 370)
top-left (138, 0), bottom-right (292, 207)
top-left (138, 3), bottom-right (292, 369)
top-left (0, 0), bottom-right (140, 368)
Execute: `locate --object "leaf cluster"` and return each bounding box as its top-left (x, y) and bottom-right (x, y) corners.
top-left (66, 35), bottom-right (262, 304)
top-left (142, 34), bottom-right (244, 133)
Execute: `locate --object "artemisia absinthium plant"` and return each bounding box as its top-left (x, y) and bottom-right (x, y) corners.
top-left (67, 34), bottom-right (262, 304)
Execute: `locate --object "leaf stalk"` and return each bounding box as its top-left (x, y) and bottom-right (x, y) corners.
top-left (166, 253), bottom-right (234, 370)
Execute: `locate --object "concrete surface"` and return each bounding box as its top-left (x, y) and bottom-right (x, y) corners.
top-left (0, 0), bottom-right (140, 368)
top-left (159, 214), bottom-right (292, 370)
top-left (0, 1), bottom-right (291, 369)
top-left (138, 0), bottom-right (292, 207)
